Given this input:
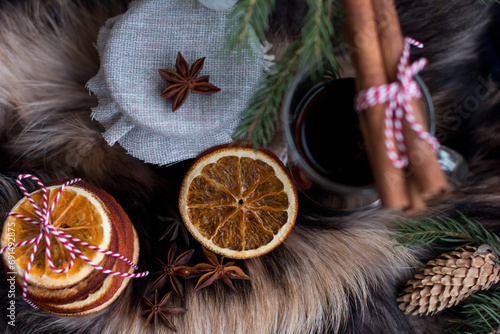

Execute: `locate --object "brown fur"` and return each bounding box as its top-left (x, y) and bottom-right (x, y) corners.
top-left (0, 1), bottom-right (499, 333)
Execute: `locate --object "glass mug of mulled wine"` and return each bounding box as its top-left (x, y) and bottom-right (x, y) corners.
top-left (282, 62), bottom-right (468, 213)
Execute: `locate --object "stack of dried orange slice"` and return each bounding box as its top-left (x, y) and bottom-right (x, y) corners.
top-left (179, 145), bottom-right (298, 259)
top-left (1, 180), bottom-right (140, 316)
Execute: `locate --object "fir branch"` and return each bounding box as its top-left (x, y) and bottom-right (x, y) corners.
top-left (225, 0), bottom-right (275, 59)
top-left (232, 42), bottom-right (303, 147)
top-left (299, 0), bottom-right (338, 71)
top-left (231, 0), bottom-right (342, 148)
top-left (227, 0), bottom-right (497, 147)
top-left (445, 289), bottom-right (500, 334)
top-left (392, 213), bottom-right (500, 252)
top-left (478, 0), bottom-right (500, 4)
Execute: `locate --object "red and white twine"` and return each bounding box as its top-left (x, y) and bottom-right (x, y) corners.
top-left (354, 37), bottom-right (440, 169)
top-left (0, 174), bottom-right (148, 309)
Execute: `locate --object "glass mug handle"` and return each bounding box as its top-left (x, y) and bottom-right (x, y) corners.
top-left (437, 145), bottom-right (468, 191)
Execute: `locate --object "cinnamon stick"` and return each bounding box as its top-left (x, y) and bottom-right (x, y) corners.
top-left (405, 177), bottom-right (426, 214)
top-left (371, 0), bottom-right (423, 212)
top-left (342, 0), bottom-right (409, 208)
top-left (371, 0), bottom-right (449, 204)
top-left (404, 110), bottom-right (449, 200)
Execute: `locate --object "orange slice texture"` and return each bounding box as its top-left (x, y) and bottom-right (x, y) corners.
top-left (2, 185), bottom-right (112, 289)
top-left (179, 146), bottom-right (298, 259)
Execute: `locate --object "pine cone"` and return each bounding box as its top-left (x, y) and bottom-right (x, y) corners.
top-left (398, 245), bottom-right (500, 315)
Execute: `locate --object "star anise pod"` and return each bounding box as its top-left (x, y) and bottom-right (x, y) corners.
top-left (193, 248), bottom-right (251, 292)
top-left (159, 52), bottom-right (221, 111)
top-left (159, 215), bottom-right (190, 245)
top-left (150, 244), bottom-right (198, 298)
top-left (142, 290), bottom-right (187, 332)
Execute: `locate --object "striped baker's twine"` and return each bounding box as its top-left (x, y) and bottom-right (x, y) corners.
top-left (354, 37), bottom-right (440, 169)
top-left (0, 174), bottom-right (148, 309)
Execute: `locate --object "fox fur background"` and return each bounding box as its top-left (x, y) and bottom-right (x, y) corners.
top-left (0, 0), bottom-right (499, 333)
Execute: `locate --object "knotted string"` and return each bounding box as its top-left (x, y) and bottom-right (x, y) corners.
top-left (354, 37), bottom-right (440, 169)
top-left (0, 174), bottom-right (148, 309)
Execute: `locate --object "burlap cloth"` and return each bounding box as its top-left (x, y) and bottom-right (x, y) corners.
top-left (87, 0), bottom-right (268, 165)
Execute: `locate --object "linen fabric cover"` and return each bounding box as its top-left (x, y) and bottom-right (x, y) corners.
top-left (87, 0), bottom-right (266, 165)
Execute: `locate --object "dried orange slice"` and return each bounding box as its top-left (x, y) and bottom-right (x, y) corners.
top-left (38, 181), bottom-right (140, 316)
top-left (179, 145), bottom-right (298, 259)
top-left (2, 184), bottom-right (112, 289)
top-left (40, 212), bottom-right (139, 316)
top-left (1, 179), bottom-right (140, 316)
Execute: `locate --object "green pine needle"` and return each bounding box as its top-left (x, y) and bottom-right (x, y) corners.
top-left (232, 42), bottom-right (301, 147)
top-left (225, 0), bottom-right (498, 148)
top-left (393, 213), bottom-right (500, 334)
top-left (392, 212), bottom-right (500, 252)
top-left (225, 0), bottom-right (275, 59)
top-left (229, 0), bottom-right (342, 148)
top-left (445, 289), bottom-right (500, 334)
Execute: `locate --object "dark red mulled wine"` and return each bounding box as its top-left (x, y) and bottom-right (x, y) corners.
top-left (295, 78), bottom-right (373, 187)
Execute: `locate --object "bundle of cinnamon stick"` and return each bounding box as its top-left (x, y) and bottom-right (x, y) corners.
top-left (341, 0), bottom-right (449, 212)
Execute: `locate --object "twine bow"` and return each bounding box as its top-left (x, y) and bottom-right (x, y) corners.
top-left (0, 174), bottom-right (148, 309)
top-left (354, 37), bottom-right (440, 169)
